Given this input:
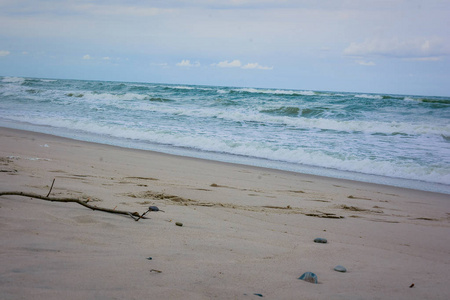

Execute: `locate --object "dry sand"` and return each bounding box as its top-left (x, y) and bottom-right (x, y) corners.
top-left (0, 126), bottom-right (449, 299)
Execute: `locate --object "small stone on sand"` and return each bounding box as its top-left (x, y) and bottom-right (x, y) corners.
top-left (298, 272), bottom-right (318, 284)
top-left (314, 238), bottom-right (327, 243)
top-left (334, 265), bottom-right (347, 272)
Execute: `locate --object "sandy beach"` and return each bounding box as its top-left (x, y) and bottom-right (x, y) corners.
top-left (0, 126), bottom-right (449, 299)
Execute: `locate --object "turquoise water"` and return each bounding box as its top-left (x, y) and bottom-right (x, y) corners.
top-left (1, 76), bottom-right (449, 193)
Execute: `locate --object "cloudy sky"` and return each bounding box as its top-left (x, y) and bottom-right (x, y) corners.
top-left (1, 0), bottom-right (449, 96)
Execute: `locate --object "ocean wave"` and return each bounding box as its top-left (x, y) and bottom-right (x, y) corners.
top-left (66, 93), bottom-right (84, 98)
top-left (381, 95), bottom-right (404, 100)
top-left (2, 76), bottom-right (449, 191)
top-left (148, 101), bottom-right (450, 135)
top-left (128, 84), bottom-right (156, 93)
top-left (109, 83), bottom-right (127, 91)
top-left (4, 115), bottom-right (448, 185)
top-left (287, 118), bottom-right (450, 136)
top-left (160, 85), bottom-right (218, 94)
top-left (172, 85), bottom-right (196, 90)
top-left (260, 106), bottom-right (300, 116)
top-left (26, 89), bottom-right (42, 95)
top-left (1, 77), bottom-right (25, 84)
top-left (125, 83), bottom-right (317, 97)
top-left (300, 108), bottom-right (330, 118)
top-left (147, 97), bottom-right (174, 102)
top-left (70, 91), bottom-right (152, 102)
top-left (129, 105), bottom-right (449, 136)
top-left (2, 80), bottom-right (448, 137)
top-left (354, 94), bottom-right (383, 100)
top-left (232, 87), bottom-right (316, 96)
top-left (415, 98), bottom-right (450, 105)
top-left (213, 98), bottom-right (239, 106)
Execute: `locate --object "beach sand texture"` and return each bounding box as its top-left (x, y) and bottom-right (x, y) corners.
top-left (1, 127), bottom-right (449, 299)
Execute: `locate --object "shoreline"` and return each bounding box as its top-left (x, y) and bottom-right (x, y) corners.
top-left (1, 126), bottom-right (449, 299)
top-left (1, 124), bottom-right (448, 195)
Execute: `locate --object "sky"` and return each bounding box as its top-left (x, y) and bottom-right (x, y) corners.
top-left (0, 0), bottom-right (449, 96)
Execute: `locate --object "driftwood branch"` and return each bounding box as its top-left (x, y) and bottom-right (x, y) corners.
top-left (0, 191), bottom-right (146, 221)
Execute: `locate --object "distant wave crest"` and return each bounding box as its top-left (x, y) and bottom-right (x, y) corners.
top-left (260, 106), bottom-right (300, 116)
top-left (2, 77), bottom-right (25, 83)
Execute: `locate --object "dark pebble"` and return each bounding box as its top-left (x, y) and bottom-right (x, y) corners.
top-left (314, 238), bottom-right (328, 243)
top-left (253, 293), bottom-right (263, 297)
top-left (149, 206), bottom-right (160, 211)
top-left (298, 272), bottom-right (318, 284)
top-left (176, 222), bottom-right (183, 227)
top-left (146, 257), bottom-right (152, 260)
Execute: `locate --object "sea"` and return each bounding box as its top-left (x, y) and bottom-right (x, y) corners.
top-left (1, 76), bottom-right (449, 194)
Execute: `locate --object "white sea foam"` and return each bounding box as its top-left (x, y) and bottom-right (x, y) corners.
top-left (2, 77), bottom-right (25, 83)
top-left (354, 94), bottom-right (383, 99)
top-left (172, 85), bottom-right (196, 90)
top-left (77, 91), bottom-right (151, 102)
top-left (273, 89), bottom-right (316, 96)
top-left (124, 104), bottom-right (449, 136)
top-left (8, 114), bottom-right (447, 186)
top-left (234, 87), bottom-right (315, 96)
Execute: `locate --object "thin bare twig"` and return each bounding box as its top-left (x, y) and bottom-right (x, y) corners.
top-left (46, 178), bottom-right (56, 197)
top-left (135, 208), bottom-right (151, 222)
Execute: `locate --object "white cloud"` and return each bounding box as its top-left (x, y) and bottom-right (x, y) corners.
top-left (242, 62), bottom-right (273, 70)
top-left (216, 60), bottom-right (242, 68)
top-left (176, 59), bottom-right (200, 67)
top-left (355, 60), bottom-right (375, 66)
top-left (214, 60), bottom-right (272, 70)
top-left (344, 37), bottom-right (449, 59)
top-left (82, 54), bottom-right (93, 60)
top-left (0, 50), bottom-right (11, 56)
top-left (102, 56), bottom-right (111, 60)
